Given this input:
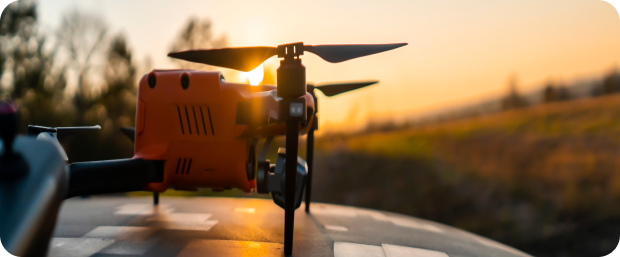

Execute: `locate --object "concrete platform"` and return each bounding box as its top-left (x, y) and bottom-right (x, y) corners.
top-left (49, 197), bottom-right (532, 257)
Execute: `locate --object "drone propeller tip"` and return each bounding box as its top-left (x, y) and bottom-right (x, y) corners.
top-left (313, 80), bottom-right (380, 97)
top-left (304, 43), bottom-right (408, 63)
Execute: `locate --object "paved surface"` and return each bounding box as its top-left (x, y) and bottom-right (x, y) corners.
top-left (49, 197), bottom-right (532, 257)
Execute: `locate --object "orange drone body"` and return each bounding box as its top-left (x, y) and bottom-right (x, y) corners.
top-left (133, 70), bottom-right (314, 193)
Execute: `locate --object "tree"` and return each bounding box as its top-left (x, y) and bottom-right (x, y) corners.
top-left (501, 76), bottom-right (528, 110)
top-left (66, 33), bottom-right (138, 162)
top-left (602, 70), bottom-right (620, 95)
top-left (56, 10), bottom-right (108, 125)
top-left (98, 34), bottom-right (137, 131)
top-left (0, 0), bottom-right (70, 131)
top-left (543, 80), bottom-right (571, 104)
top-left (169, 17), bottom-right (228, 70)
top-left (591, 69), bottom-right (620, 97)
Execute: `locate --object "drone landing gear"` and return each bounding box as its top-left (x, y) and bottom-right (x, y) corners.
top-left (255, 134), bottom-right (307, 255)
top-left (153, 192), bottom-right (159, 205)
top-left (284, 120), bottom-right (299, 255)
top-left (304, 115), bottom-right (316, 213)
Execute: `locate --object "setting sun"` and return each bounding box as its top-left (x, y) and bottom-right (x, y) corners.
top-left (244, 64), bottom-right (264, 86)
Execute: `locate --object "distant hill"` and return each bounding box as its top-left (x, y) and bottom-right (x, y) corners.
top-left (404, 75), bottom-right (603, 127)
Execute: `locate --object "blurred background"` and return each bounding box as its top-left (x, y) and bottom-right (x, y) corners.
top-left (2, 0), bottom-right (620, 256)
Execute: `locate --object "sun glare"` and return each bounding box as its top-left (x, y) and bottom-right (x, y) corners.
top-left (246, 64), bottom-right (264, 86)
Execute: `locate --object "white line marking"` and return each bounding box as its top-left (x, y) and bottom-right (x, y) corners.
top-left (148, 212), bottom-right (219, 231)
top-left (234, 208), bottom-right (256, 213)
top-left (82, 226), bottom-right (156, 241)
top-left (357, 209), bottom-right (390, 221)
top-left (311, 206), bottom-right (358, 217)
top-left (100, 238), bottom-right (159, 255)
top-left (114, 204), bottom-right (173, 215)
top-left (389, 217), bottom-right (444, 233)
top-left (48, 238), bottom-right (115, 257)
top-left (147, 213), bottom-right (212, 223)
top-left (313, 205), bottom-right (443, 233)
top-left (177, 240), bottom-right (283, 257)
top-left (334, 242), bottom-right (386, 257)
top-left (156, 220), bottom-right (219, 231)
top-left (462, 231), bottom-right (530, 256)
top-left (325, 225), bottom-right (349, 232)
top-left (382, 244), bottom-right (449, 257)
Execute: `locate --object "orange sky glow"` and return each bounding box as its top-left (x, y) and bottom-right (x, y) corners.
top-left (38, 0), bottom-right (620, 132)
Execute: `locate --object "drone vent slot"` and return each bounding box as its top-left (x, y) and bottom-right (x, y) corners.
top-left (207, 106), bottom-right (215, 135)
top-left (192, 106), bottom-right (200, 135)
top-left (184, 106), bottom-right (192, 135)
top-left (175, 158), bottom-right (182, 174)
top-left (186, 159), bottom-right (192, 175)
top-left (178, 105), bottom-right (214, 136)
top-left (175, 158), bottom-right (193, 175)
top-left (176, 106), bottom-right (184, 135)
top-left (180, 158), bottom-right (187, 175)
top-left (199, 106), bottom-right (208, 135)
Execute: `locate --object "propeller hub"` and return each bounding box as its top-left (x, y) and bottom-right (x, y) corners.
top-left (277, 58), bottom-right (306, 99)
top-left (277, 42), bottom-right (304, 60)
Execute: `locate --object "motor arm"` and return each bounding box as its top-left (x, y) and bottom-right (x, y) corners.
top-left (66, 158), bottom-right (165, 198)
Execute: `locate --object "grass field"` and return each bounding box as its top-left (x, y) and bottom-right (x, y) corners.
top-left (310, 94), bottom-right (620, 257)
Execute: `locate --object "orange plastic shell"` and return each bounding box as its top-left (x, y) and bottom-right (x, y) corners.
top-left (134, 70), bottom-right (313, 193)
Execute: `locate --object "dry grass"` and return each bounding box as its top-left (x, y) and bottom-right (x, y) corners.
top-left (312, 94), bottom-right (620, 256)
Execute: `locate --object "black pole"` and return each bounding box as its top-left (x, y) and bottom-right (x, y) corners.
top-left (304, 120), bottom-right (315, 213)
top-left (153, 192), bottom-right (159, 205)
top-left (284, 120), bottom-right (299, 256)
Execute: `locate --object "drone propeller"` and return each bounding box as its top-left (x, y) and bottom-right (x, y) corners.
top-left (28, 125), bottom-right (101, 139)
top-left (168, 43), bottom-right (406, 72)
top-left (120, 127), bottom-right (135, 143)
top-left (168, 47), bottom-right (278, 72)
top-left (304, 44), bottom-right (406, 63)
top-left (308, 81), bottom-right (378, 97)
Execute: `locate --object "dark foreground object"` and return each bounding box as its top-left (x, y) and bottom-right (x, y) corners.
top-left (49, 197), bottom-right (531, 257)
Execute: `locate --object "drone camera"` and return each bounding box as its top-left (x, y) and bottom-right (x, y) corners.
top-left (256, 148), bottom-right (307, 209)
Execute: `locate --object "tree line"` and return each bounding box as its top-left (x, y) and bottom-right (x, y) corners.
top-left (502, 69), bottom-right (620, 111)
top-left (0, 0), bottom-right (228, 162)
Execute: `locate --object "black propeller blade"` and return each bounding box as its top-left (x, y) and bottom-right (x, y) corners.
top-left (28, 125), bottom-right (101, 139)
top-left (168, 47), bottom-right (278, 72)
top-left (304, 43), bottom-right (407, 63)
top-left (309, 81), bottom-right (378, 97)
top-left (120, 127), bottom-right (135, 143)
top-left (168, 43), bottom-right (407, 72)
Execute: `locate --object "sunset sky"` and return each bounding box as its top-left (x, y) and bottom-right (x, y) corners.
top-left (37, 0), bottom-right (620, 132)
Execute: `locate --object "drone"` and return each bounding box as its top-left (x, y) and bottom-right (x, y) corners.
top-left (0, 42), bottom-right (406, 256)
